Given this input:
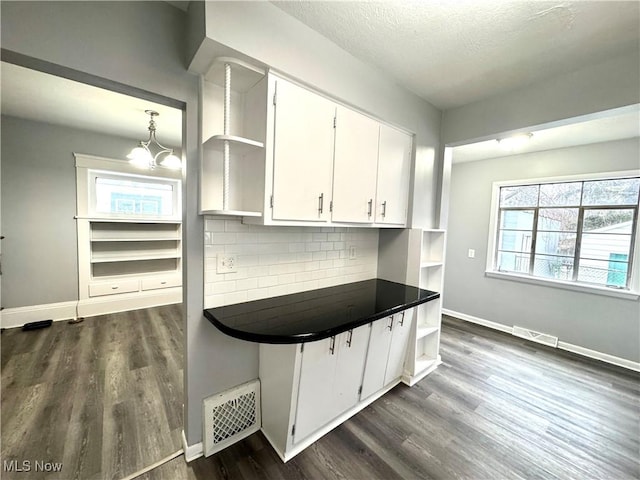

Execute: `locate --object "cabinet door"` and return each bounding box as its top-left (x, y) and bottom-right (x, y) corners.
top-left (332, 325), bottom-right (370, 416)
top-left (384, 310), bottom-right (413, 385)
top-left (294, 336), bottom-right (338, 442)
top-left (331, 107), bottom-right (379, 223)
top-left (272, 77), bottom-right (336, 222)
top-left (360, 317), bottom-right (394, 399)
top-left (375, 125), bottom-right (412, 225)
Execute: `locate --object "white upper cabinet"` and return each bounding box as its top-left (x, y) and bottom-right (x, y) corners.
top-left (331, 107), bottom-right (380, 223)
top-left (375, 125), bottom-right (412, 225)
top-left (271, 77), bottom-right (336, 222)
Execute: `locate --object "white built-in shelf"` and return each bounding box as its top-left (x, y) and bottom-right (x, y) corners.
top-left (205, 57), bottom-right (265, 92)
top-left (423, 228), bottom-right (446, 233)
top-left (203, 134), bottom-right (264, 154)
top-left (91, 252), bottom-right (180, 263)
top-left (420, 260), bottom-right (443, 268)
top-left (416, 326), bottom-right (440, 340)
top-left (415, 355), bottom-right (439, 373)
top-left (78, 217), bottom-right (181, 224)
top-left (201, 209), bottom-right (263, 218)
top-left (91, 237), bottom-right (180, 242)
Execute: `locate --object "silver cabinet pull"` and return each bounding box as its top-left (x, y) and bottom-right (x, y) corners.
top-left (399, 311), bottom-right (405, 326)
top-left (318, 193), bottom-right (324, 214)
top-left (111, 286), bottom-right (119, 290)
top-left (329, 335), bottom-right (336, 355)
top-left (381, 201), bottom-right (387, 218)
top-left (367, 199), bottom-right (373, 217)
top-left (387, 317), bottom-right (394, 331)
top-left (346, 329), bottom-right (353, 347)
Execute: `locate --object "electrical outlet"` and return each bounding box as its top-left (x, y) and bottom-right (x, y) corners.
top-left (349, 245), bottom-right (357, 260)
top-left (468, 249), bottom-right (475, 258)
top-left (217, 254), bottom-right (238, 273)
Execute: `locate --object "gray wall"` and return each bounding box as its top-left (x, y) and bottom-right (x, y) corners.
top-left (442, 50), bottom-right (640, 145)
top-left (1, 0), bottom-right (201, 443)
top-left (1, 115), bottom-right (147, 308)
top-left (444, 138), bottom-right (640, 362)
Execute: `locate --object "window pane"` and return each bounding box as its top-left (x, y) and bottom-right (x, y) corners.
top-left (95, 177), bottom-right (174, 216)
top-left (583, 209), bottom-right (634, 232)
top-left (535, 231), bottom-right (576, 257)
top-left (539, 182), bottom-right (582, 206)
top-left (580, 233), bottom-right (632, 261)
top-left (500, 185), bottom-right (539, 207)
top-left (582, 178), bottom-right (640, 206)
top-left (578, 258), bottom-right (628, 287)
top-left (538, 208), bottom-right (578, 231)
top-left (500, 210), bottom-right (534, 230)
top-left (497, 251), bottom-right (530, 273)
top-left (498, 229), bottom-right (532, 253)
top-left (533, 254), bottom-right (574, 280)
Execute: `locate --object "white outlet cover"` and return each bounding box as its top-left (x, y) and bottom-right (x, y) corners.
top-left (349, 245), bottom-right (357, 260)
top-left (468, 249), bottom-right (475, 258)
top-left (217, 254), bottom-right (238, 273)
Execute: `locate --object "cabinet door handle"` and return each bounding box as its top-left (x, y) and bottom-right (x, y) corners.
top-left (387, 317), bottom-right (394, 331)
top-left (346, 329), bottom-right (353, 347)
top-left (329, 335), bottom-right (336, 355)
top-left (111, 286), bottom-right (119, 290)
top-left (318, 193), bottom-right (324, 214)
top-left (399, 311), bottom-right (405, 326)
top-left (381, 201), bottom-right (387, 218)
top-left (367, 199), bottom-right (373, 217)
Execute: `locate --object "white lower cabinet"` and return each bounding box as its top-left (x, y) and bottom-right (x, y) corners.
top-left (294, 326), bottom-right (369, 442)
top-left (259, 308), bottom-right (414, 462)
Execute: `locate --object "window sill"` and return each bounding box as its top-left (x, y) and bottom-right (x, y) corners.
top-left (485, 271), bottom-right (640, 301)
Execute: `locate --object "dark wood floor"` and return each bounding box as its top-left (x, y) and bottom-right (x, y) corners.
top-left (144, 315), bottom-right (640, 480)
top-left (3, 311), bottom-right (639, 479)
top-left (1, 304), bottom-right (184, 480)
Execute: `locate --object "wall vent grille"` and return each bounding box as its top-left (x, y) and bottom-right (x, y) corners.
top-left (203, 379), bottom-right (261, 457)
top-left (512, 326), bottom-right (559, 348)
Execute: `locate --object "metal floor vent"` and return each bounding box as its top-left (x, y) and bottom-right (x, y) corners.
top-left (512, 326), bottom-right (559, 348)
top-left (203, 379), bottom-right (261, 457)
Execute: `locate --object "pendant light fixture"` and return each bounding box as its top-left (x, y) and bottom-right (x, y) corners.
top-left (127, 110), bottom-right (181, 170)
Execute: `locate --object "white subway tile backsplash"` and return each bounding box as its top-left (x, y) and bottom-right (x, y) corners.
top-left (203, 216), bottom-right (379, 308)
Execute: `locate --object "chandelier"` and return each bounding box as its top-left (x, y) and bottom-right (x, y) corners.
top-left (127, 110), bottom-right (181, 169)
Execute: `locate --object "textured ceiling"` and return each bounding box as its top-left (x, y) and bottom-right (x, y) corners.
top-left (272, 1), bottom-right (640, 110)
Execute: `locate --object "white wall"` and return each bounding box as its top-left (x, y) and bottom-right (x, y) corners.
top-left (444, 138), bottom-right (640, 363)
top-left (204, 218), bottom-right (379, 308)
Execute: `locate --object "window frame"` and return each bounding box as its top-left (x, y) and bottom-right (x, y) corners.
top-left (486, 171), bottom-right (640, 299)
top-left (75, 153), bottom-right (181, 221)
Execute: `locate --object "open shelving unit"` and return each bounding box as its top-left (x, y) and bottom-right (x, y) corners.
top-left (200, 57), bottom-right (268, 217)
top-left (378, 227), bottom-right (446, 386)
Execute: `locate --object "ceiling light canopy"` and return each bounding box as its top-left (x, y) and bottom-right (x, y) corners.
top-left (496, 132), bottom-right (533, 151)
top-left (127, 110), bottom-right (181, 170)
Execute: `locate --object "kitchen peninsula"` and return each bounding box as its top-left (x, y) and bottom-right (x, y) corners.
top-left (205, 278), bottom-right (440, 461)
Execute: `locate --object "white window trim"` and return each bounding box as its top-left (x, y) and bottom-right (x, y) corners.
top-left (486, 169), bottom-right (640, 297)
top-left (75, 153), bottom-right (181, 221)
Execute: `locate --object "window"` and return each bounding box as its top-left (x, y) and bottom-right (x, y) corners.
top-left (89, 170), bottom-right (180, 220)
top-left (493, 176), bottom-right (639, 290)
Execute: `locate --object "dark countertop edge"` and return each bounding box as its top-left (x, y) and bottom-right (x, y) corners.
top-left (204, 290), bottom-right (440, 345)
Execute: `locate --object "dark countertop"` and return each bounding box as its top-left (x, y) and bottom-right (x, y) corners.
top-left (204, 278), bottom-right (440, 344)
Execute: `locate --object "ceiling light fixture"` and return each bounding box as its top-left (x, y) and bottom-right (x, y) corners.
top-left (496, 132), bottom-right (533, 150)
top-left (127, 110), bottom-right (181, 170)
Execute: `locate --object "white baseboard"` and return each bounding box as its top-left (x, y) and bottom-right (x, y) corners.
top-left (442, 308), bottom-right (640, 372)
top-left (1, 288), bottom-right (182, 329)
top-left (1, 301), bottom-right (78, 329)
top-left (182, 430), bottom-right (204, 463)
top-left (442, 309), bottom-right (513, 334)
top-left (77, 288), bottom-right (182, 318)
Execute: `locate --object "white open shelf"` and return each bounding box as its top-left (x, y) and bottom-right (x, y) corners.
top-left (91, 252), bottom-right (180, 263)
top-left (203, 134), bottom-right (264, 154)
top-left (205, 57), bottom-right (265, 92)
top-left (421, 260), bottom-right (443, 268)
top-left (416, 325), bottom-right (439, 340)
